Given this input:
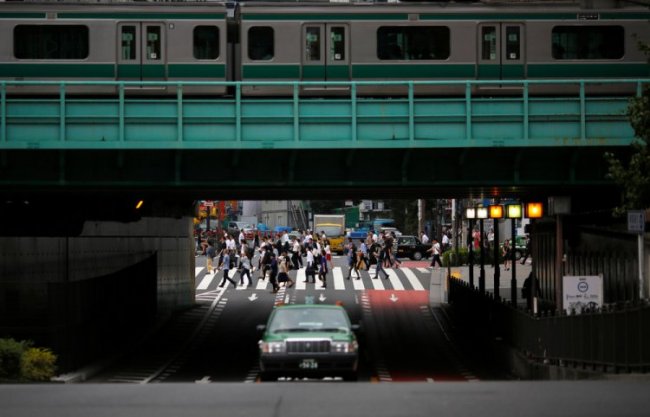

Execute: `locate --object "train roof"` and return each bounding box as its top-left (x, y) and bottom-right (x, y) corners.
top-left (236, 1), bottom-right (650, 15)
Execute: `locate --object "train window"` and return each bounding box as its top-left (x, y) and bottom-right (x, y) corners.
top-left (306, 27), bottom-right (321, 61)
top-left (481, 26), bottom-right (497, 60)
top-left (146, 26), bottom-right (161, 60)
top-left (505, 26), bottom-right (520, 60)
top-left (248, 27), bottom-right (274, 61)
top-left (121, 26), bottom-right (136, 60)
top-left (330, 27), bottom-right (345, 61)
top-left (194, 26), bottom-right (219, 60)
top-left (552, 26), bottom-right (624, 60)
top-left (14, 25), bottom-right (88, 60)
top-left (377, 26), bottom-right (450, 60)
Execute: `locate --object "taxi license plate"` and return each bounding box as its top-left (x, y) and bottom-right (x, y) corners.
top-left (299, 359), bottom-right (318, 369)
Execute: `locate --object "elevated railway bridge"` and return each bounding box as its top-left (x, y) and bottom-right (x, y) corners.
top-left (0, 78), bottom-right (647, 373)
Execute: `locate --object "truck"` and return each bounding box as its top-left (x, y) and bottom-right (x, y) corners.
top-left (313, 214), bottom-right (346, 254)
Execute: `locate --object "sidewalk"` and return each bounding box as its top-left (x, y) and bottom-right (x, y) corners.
top-left (433, 260), bottom-right (533, 302)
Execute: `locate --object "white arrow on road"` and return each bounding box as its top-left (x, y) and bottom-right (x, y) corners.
top-left (195, 376), bottom-right (211, 384)
top-left (248, 293), bottom-right (258, 302)
top-left (319, 293), bottom-right (326, 303)
top-left (389, 293), bottom-right (399, 303)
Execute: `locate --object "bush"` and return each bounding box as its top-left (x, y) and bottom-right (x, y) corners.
top-left (442, 247), bottom-right (470, 266)
top-left (0, 338), bottom-right (57, 381)
top-left (21, 347), bottom-right (57, 381)
top-left (0, 338), bottom-right (29, 379)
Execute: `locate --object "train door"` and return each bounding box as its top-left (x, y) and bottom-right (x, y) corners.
top-left (302, 24), bottom-right (350, 88)
top-left (117, 22), bottom-right (167, 84)
top-left (477, 23), bottom-right (525, 80)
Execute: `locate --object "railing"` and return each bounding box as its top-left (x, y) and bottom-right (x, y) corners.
top-left (449, 278), bottom-right (650, 373)
top-left (0, 79), bottom-right (647, 149)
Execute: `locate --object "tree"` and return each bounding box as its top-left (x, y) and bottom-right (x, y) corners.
top-left (605, 42), bottom-right (650, 215)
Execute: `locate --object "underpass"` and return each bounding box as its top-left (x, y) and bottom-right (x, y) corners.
top-left (86, 253), bottom-right (524, 384)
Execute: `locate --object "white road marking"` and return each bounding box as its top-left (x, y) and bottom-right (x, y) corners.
top-left (296, 268), bottom-right (307, 290)
top-left (333, 267), bottom-right (345, 290)
top-left (402, 268), bottom-right (425, 291)
top-left (386, 269), bottom-right (405, 290)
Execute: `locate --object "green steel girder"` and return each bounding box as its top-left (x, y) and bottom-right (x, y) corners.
top-left (0, 79), bottom-right (644, 198)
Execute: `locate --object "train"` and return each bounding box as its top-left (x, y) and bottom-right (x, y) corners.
top-left (0, 0), bottom-right (649, 96)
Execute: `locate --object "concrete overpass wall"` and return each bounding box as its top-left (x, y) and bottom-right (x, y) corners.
top-left (0, 216), bottom-right (195, 371)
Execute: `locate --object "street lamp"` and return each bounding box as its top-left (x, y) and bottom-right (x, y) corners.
top-left (476, 206), bottom-right (488, 294)
top-left (465, 207), bottom-right (476, 288)
top-left (506, 203), bottom-right (522, 306)
top-left (489, 204), bottom-right (504, 300)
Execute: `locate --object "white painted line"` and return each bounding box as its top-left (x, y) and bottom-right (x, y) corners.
top-left (296, 268), bottom-right (307, 290)
top-left (370, 274), bottom-right (385, 290)
top-left (333, 267), bottom-right (345, 290)
top-left (386, 269), bottom-right (405, 291)
top-left (195, 267), bottom-right (206, 277)
top-left (314, 273), bottom-right (325, 290)
top-left (402, 268), bottom-right (425, 291)
top-left (196, 271), bottom-right (215, 291)
top-left (417, 268), bottom-right (430, 274)
top-left (256, 277), bottom-right (268, 290)
top-left (352, 274), bottom-right (365, 291)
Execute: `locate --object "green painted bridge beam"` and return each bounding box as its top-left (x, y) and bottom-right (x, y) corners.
top-left (0, 79), bottom-right (645, 151)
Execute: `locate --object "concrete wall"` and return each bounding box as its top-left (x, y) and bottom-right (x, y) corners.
top-left (0, 216), bottom-right (195, 371)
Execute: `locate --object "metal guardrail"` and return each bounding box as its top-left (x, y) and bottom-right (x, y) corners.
top-left (0, 78), bottom-right (647, 149)
top-left (449, 278), bottom-right (650, 373)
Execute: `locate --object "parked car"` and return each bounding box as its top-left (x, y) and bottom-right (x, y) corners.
top-left (257, 304), bottom-right (359, 381)
top-left (395, 235), bottom-right (432, 261)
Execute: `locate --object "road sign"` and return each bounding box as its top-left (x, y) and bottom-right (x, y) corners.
top-left (563, 275), bottom-right (603, 314)
top-left (628, 210), bottom-right (645, 233)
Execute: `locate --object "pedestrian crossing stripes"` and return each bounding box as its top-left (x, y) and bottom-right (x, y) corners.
top-left (195, 266), bottom-right (428, 292)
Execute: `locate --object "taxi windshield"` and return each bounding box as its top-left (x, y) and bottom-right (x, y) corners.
top-left (269, 308), bottom-right (350, 334)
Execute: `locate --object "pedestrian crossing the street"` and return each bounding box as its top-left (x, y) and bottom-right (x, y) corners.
top-left (195, 266), bottom-right (431, 293)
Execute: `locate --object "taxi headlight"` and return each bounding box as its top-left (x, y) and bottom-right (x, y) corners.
top-left (331, 341), bottom-right (358, 353)
top-left (260, 341), bottom-right (286, 354)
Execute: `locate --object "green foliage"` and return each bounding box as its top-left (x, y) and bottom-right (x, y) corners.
top-left (0, 338), bottom-right (29, 379)
top-left (442, 247), bottom-right (469, 266)
top-left (604, 41), bottom-right (650, 215)
top-left (21, 347), bottom-right (57, 381)
top-left (0, 338), bottom-right (57, 381)
top-left (442, 247), bottom-right (502, 266)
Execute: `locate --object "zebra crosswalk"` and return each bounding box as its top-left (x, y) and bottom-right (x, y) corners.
top-left (195, 266), bottom-right (432, 293)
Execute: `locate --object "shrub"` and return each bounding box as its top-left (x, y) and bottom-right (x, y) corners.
top-left (442, 247), bottom-right (470, 266)
top-left (0, 338), bottom-right (29, 379)
top-left (21, 347), bottom-right (57, 381)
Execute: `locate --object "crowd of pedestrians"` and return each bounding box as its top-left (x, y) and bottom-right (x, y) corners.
top-left (198, 227), bottom-right (422, 293)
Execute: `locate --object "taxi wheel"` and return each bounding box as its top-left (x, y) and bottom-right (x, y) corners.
top-left (413, 251), bottom-right (423, 261)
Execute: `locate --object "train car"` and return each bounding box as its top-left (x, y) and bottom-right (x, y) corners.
top-left (0, 0), bottom-right (231, 95)
top-left (0, 0), bottom-right (648, 97)
top-left (237, 0), bottom-right (650, 96)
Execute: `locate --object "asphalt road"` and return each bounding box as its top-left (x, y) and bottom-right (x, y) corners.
top-left (89, 254), bottom-right (504, 383)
